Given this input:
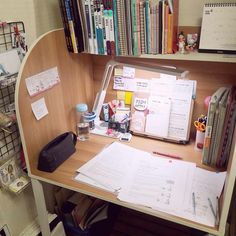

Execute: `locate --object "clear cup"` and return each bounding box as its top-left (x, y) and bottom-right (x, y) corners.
top-left (77, 122), bottom-right (90, 141)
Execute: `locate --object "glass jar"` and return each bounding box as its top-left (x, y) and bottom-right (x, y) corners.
top-left (76, 103), bottom-right (89, 141)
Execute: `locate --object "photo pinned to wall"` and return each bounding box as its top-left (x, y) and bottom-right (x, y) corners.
top-left (11, 25), bottom-right (28, 57)
top-left (0, 157), bottom-right (19, 188)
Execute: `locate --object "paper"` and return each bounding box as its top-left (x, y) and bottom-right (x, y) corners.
top-left (25, 67), bottom-right (60, 97)
top-left (117, 91), bottom-right (125, 100)
top-left (168, 80), bottom-right (193, 140)
top-left (77, 142), bottom-right (149, 191)
top-left (77, 142), bottom-right (227, 227)
top-left (0, 49), bottom-right (21, 76)
top-left (113, 77), bottom-right (150, 92)
top-left (145, 96), bottom-right (171, 137)
top-left (74, 173), bottom-right (114, 193)
top-left (118, 158), bottom-right (196, 213)
top-left (125, 91), bottom-right (133, 105)
top-left (31, 97), bottom-right (49, 120)
top-left (123, 66), bottom-right (135, 78)
top-left (174, 168), bottom-right (226, 227)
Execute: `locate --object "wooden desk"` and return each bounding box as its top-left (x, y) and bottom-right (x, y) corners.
top-left (16, 29), bottom-right (236, 236)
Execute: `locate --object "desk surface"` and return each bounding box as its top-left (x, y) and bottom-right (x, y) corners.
top-left (30, 134), bottom-right (219, 235)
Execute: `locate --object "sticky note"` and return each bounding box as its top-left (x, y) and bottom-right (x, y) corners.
top-left (114, 68), bottom-right (123, 76)
top-left (31, 97), bottom-right (49, 120)
top-left (123, 66), bottom-right (135, 78)
top-left (125, 91), bottom-right (133, 105)
top-left (117, 91), bottom-right (125, 100)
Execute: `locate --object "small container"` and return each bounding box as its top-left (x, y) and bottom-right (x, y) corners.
top-left (194, 130), bottom-right (205, 151)
top-left (76, 103), bottom-right (89, 141)
top-left (77, 123), bottom-right (90, 141)
top-left (83, 112), bottom-right (96, 130)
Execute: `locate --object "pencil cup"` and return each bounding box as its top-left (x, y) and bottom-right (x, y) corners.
top-left (194, 130), bottom-right (205, 151)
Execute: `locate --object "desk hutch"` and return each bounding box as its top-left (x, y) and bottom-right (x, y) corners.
top-left (15, 11), bottom-right (236, 236)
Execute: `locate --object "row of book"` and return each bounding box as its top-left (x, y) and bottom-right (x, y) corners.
top-left (58, 0), bottom-right (179, 56)
top-left (202, 86), bottom-right (236, 168)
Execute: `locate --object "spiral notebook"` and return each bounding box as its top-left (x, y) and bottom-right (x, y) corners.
top-left (199, 3), bottom-right (236, 54)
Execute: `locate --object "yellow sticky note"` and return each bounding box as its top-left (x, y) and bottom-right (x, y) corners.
top-left (125, 91), bottom-right (133, 105)
top-left (117, 91), bottom-right (125, 100)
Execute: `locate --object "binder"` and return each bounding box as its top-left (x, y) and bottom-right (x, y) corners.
top-left (199, 3), bottom-right (236, 54)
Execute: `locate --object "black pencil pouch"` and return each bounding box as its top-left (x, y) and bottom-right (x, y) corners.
top-left (38, 131), bottom-right (77, 172)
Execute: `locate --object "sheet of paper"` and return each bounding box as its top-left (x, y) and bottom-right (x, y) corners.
top-left (168, 80), bottom-right (194, 140)
top-left (113, 76), bottom-right (136, 91)
top-left (0, 49), bottom-right (21, 76)
top-left (74, 173), bottom-right (114, 193)
top-left (77, 142), bottom-right (149, 191)
top-left (25, 67), bottom-right (60, 97)
top-left (145, 96), bottom-right (171, 137)
top-left (118, 158), bottom-right (196, 213)
top-left (150, 78), bottom-right (175, 97)
top-left (113, 77), bottom-right (150, 92)
top-left (31, 97), bottom-right (48, 120)
top-left (174, 168), bottom-right (226, 227)
top-left (123, 66), bottom-right (135, 78)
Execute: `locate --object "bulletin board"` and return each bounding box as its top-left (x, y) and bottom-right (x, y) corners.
top-left (93, 60), bottom-right (196, 144)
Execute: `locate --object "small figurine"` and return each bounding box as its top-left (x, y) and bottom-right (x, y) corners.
top-left (178, 31), bottom-right (186, 54)
top-left (186, 34), bottom-right (198, 51)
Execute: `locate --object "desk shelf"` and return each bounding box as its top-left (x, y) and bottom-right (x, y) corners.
top-left (15, 29), bottom-right (236, 236)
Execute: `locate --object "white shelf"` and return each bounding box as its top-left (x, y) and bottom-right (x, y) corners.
top-left (139, 51), bottom-right (236, 63)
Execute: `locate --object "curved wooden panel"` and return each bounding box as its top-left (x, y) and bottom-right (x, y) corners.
top-left (15, 29), bottom-right (94, 173)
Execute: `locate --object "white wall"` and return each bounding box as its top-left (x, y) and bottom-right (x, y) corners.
top-left (0, 1), bottom-right (61, 235)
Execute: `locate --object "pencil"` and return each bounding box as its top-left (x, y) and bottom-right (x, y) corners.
top-left (152, 151), bottom-right (183, 160)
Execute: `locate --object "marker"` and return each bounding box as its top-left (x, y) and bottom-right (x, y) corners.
top-left (152, 151), bottom-right (182, 160)
top-left (192, 192), bottom-right (196, 215)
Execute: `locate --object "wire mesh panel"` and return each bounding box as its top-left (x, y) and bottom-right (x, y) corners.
top-left (0, 21), bottom-right (25, 161)
top-left (0, 80), bottom-right (21, 160)
top-left (0, 21), bottom-right (25, 53)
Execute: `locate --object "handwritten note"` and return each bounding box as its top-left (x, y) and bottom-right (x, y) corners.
top-left (31, 97), bottom-right (48, 120)
top-left (25, 67), bottom-right (60, 97)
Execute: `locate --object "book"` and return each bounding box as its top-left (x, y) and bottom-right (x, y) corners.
top-left (218, 87), bottom-right (236, 167)
top-left (58, 0), bottom-right (73, 52)
top-left (171, 0), bottom-right (179, 53)
top-left (70, 0), bottom-right (84, 52)
top-left (210, 88), bottom-right (230, 166)
top-left (83, 0), bottom-right (94, 53)
top-left (108, 1), bottom-right (116, 55)
top-left (139, 1), bottom-right (146, 54)
top-left (199, 3), bottom-right (236, 54)
top-left (202, 87), bottom-right (228, 165)
top-left (131, 0), bottom-right (140, 56)
top-left (64, 0), bottom-right (78, 53)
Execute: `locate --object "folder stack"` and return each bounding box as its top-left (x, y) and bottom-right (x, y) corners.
top-left (202, 86), bottom-right (236, 168)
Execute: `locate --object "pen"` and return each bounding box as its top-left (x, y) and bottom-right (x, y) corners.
top-left (152, 151), bottom-right (183, 160)
top-left (208, 197), bottom-right (216, 219)
top-left (192, 192), bottom-right (196, 215)
top-left (215, 196), bottom-right (220, 226)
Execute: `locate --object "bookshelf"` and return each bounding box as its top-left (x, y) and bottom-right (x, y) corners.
top-left (15, 28), bottom-right (236, 236)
